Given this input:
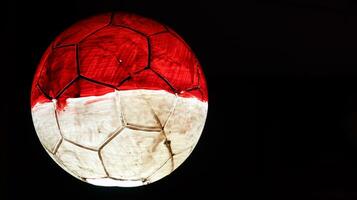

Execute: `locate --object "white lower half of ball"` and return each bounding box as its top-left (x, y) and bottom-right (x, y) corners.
top-left (31, 89), bottom-right (208, 187)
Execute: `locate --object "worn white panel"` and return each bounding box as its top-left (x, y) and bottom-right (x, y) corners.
top-left (33, 89), bottom-right (208, 186)
top-left (164, 97), bottom-right (208, 153)
top-left (44, 147), bottom-right (84, 181)
top-left (32, 101), bottom-right (62, 153)
top-left (119, 90), bottom-right (161, 128)
top-left (139, 90), bottom-right (176, 126)
top-left (57, 92), bottom-right (122, 149)
top-left (147, 147), bottom-right (192, 183)
top-left (101, 128), bottom-right (170, 180)
top-left (56, 140), bottom-right (106, 179)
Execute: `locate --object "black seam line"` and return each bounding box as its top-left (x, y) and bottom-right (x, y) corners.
top-left (63, 138), bottom-right (98, 151)
top-left (98, 151), bottom-right (110, 177)
top-left (116, 75), bottom-right (131, 88)
top-left (196, 63), bottom-right (201, 85)
top-left (55, 76), bottom-right (79, 99)
top-left (36, 83), bottom-right (52, 99)
top-left (75, 44), bottom-right (80, 75)
top-left (163, 25), bottom-right (170, 32)
top-left (185, 85), bottom-right (200, 92)
top-left (109, 12), bottom-right (115, 25)
top-left (37, 47), bottom-right (53, 87)
top-left (78, 25), bottom-right (110, 44)
top-left (108, 177), bottom-right (144, 182)
top-left (111, 24), bottom-right (147, 37)
top-left (53, 43), bottom-right (76, 49)
top-left (147, 37), bottom-right (151, 68)
top-left (147, 30), bottom-right (169, 37)
top-left (167, 29), bottom-right (192, 50)
top-left (149, 68), bottom-right (178, 93)
top-left (79, 75), bottom-right (118, 90)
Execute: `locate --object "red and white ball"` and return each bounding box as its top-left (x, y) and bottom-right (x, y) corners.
top-left (31, 12), bottom-right (208, 187)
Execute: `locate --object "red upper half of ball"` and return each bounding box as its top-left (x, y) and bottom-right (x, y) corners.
top-left (31, 12), bottom-right (208, 108)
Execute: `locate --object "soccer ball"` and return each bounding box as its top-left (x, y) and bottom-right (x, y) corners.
top-left (31, 12), bottom-right (208, 187)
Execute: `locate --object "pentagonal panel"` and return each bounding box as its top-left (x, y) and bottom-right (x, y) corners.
top-left (38, 46), bottom-right (78, 98)
top-left (112, 12), bottom-right (166, 35)
top-left (119, 90), bottom-right (161, 128)
top-left (118, 69), bottom-right (174, 93)
top-left (32, 101), bottom-right (62, 153)
top-left (53, 13), bottom-right (111, 47)
top-left (56, 140), bottom-right (106, 179)
top-left (164, 96), bottom-right (208, 153)
top-left (56, 79), bottom-right (122, 149)
top-left (101, 128), bottom-right (170, 180)
top-left (79, 26), bottom-right (148, 87)
top-left (150, 32), bottom-right (197, 92)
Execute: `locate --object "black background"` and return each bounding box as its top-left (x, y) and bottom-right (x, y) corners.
top-left (5, 0), bottom-right (357, 199)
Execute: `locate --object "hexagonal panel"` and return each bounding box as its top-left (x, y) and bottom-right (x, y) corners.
top-left (119, 90), bottom-right (161, 128)
top-left (53, 13), bottom-right (111, 47)
top-left (38, 45), bottom-right (78, 98)
top-left (56, 140), bottom-right (106, 179)
top-left (147, 147), bottom-right (192, 183)
top-left (31, 101), bottom-right (62, 154)
top-left (56, 79), bottom-right (122, 149)
top-left (118, 69), bottom-right (174, 92)
top-left (164, 96), bottom-right (208, 153)
top-left (100, 128), bottom-right (170, 180)
top-left (112, 12), bottom-right (167, 35)
top-left (79, 26), bottom-right (148, 87)
top-left (139, 90), bottom-right (176, 126)
top-left (150, 32), bottom-right (198, 92)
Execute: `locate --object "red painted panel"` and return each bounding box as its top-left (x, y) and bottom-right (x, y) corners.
top-left (31, 12), bottom-right (208, 109)
top-left (37, 45), bottom-right (78, 98)
top-left (150, 32), bottom-right (197, 92)
top-left (53, 13), bottom-right (111, 47)
top-left (57, 78), bottom-right (115, 110)
top-left (79, 26), bottom-right (148, 86)
top-left (112, 12), bottom-right (166, 35)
